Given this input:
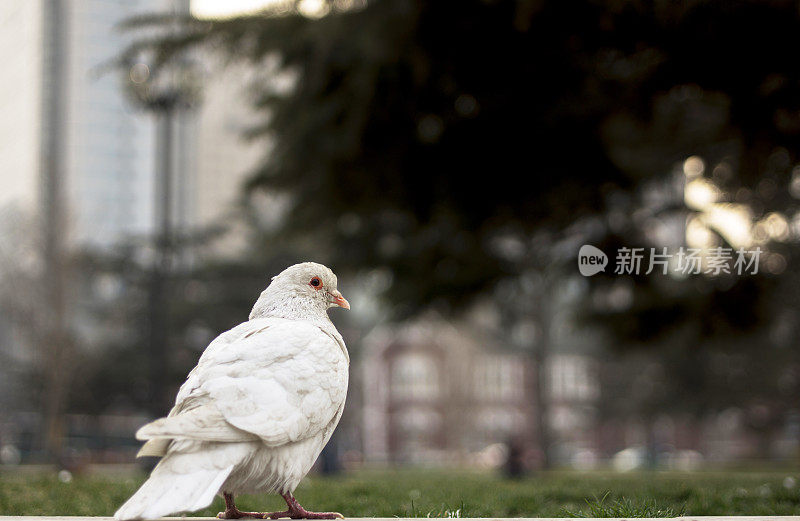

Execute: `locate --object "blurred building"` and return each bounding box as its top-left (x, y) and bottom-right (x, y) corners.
top-left (0, 0), bottom-right (259, 253)
top-left (361, 316), bottom-right (535, 465)
top-left (0, 0), bottom-right (164, 248)
top-left (0, 3), bottom-right (41, 213)
top-left (358, 306), bottom-right (794, 469)
top-left (547, 353), bottom-right (600, 464)
top-left (360, 314), bottom-right (600, 466)
top-left (543, 277), bottom-right (603, 465)
top-left (190, 57), bottom-right (265, 256)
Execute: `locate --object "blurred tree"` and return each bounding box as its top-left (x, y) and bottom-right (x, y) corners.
top-left (0, 209), bottom-right (49, 419)
top-left (121, 0), bottom-right (800, 314)
top-left (66, 244), bottom-right (296, 415)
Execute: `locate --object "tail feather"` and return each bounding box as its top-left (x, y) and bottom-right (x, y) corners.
top-left (114, 446), bottom-right (237, 520)
top-left (136, 438), bottom-right (171, 458)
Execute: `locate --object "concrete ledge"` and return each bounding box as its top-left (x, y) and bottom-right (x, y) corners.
top-left (0, 516), bottom-right (800, 521)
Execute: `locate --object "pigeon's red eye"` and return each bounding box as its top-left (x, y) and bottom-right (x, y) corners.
top-left (309, 277), bottom-right (322, 289)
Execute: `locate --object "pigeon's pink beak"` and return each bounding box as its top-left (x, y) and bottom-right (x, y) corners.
top-left (329, 290), bottom-right (350, 310)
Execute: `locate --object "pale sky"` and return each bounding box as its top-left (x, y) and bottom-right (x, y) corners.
top-left (191, 0), bottom-right (282, 19)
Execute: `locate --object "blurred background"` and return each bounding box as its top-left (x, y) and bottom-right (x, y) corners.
top-left (2, 0), bottom-right (800, 481)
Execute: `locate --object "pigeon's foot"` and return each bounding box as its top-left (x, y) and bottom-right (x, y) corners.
top-left (275, 492), bottom-right (344, 519)
top-left (219, 492), bottom-right (273, 519)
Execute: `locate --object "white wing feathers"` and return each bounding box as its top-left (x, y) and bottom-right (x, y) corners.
top-left (136, 317), bottom-right (348, 448)
top-left (136, 405), bottom-right (256, 443)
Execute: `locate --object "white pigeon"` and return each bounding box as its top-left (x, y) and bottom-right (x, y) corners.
top-left (115, 262), bottom-right (350, 520)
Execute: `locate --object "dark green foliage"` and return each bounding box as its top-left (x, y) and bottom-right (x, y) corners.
top-left (121, 0), bottom-right (800, 320)
top-left (66, 246), bottom-right (304, 414)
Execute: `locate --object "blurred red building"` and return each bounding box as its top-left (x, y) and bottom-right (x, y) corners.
top-left (359, 314), bottom-right (599, 466)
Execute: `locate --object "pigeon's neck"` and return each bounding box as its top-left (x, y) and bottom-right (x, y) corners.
top-left (249, 289), bottom-right (330, 323)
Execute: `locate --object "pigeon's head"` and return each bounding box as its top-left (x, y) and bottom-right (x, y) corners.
top-left (250, 262), bottom-right (350, 320)
top-left (275, 262), bottom-right (350, 310)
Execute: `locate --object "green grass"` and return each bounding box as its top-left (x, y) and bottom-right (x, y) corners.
top-left (1, 469), bottom-right (800, 517)
top-left (565, 492), bottom-right (686, 518)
